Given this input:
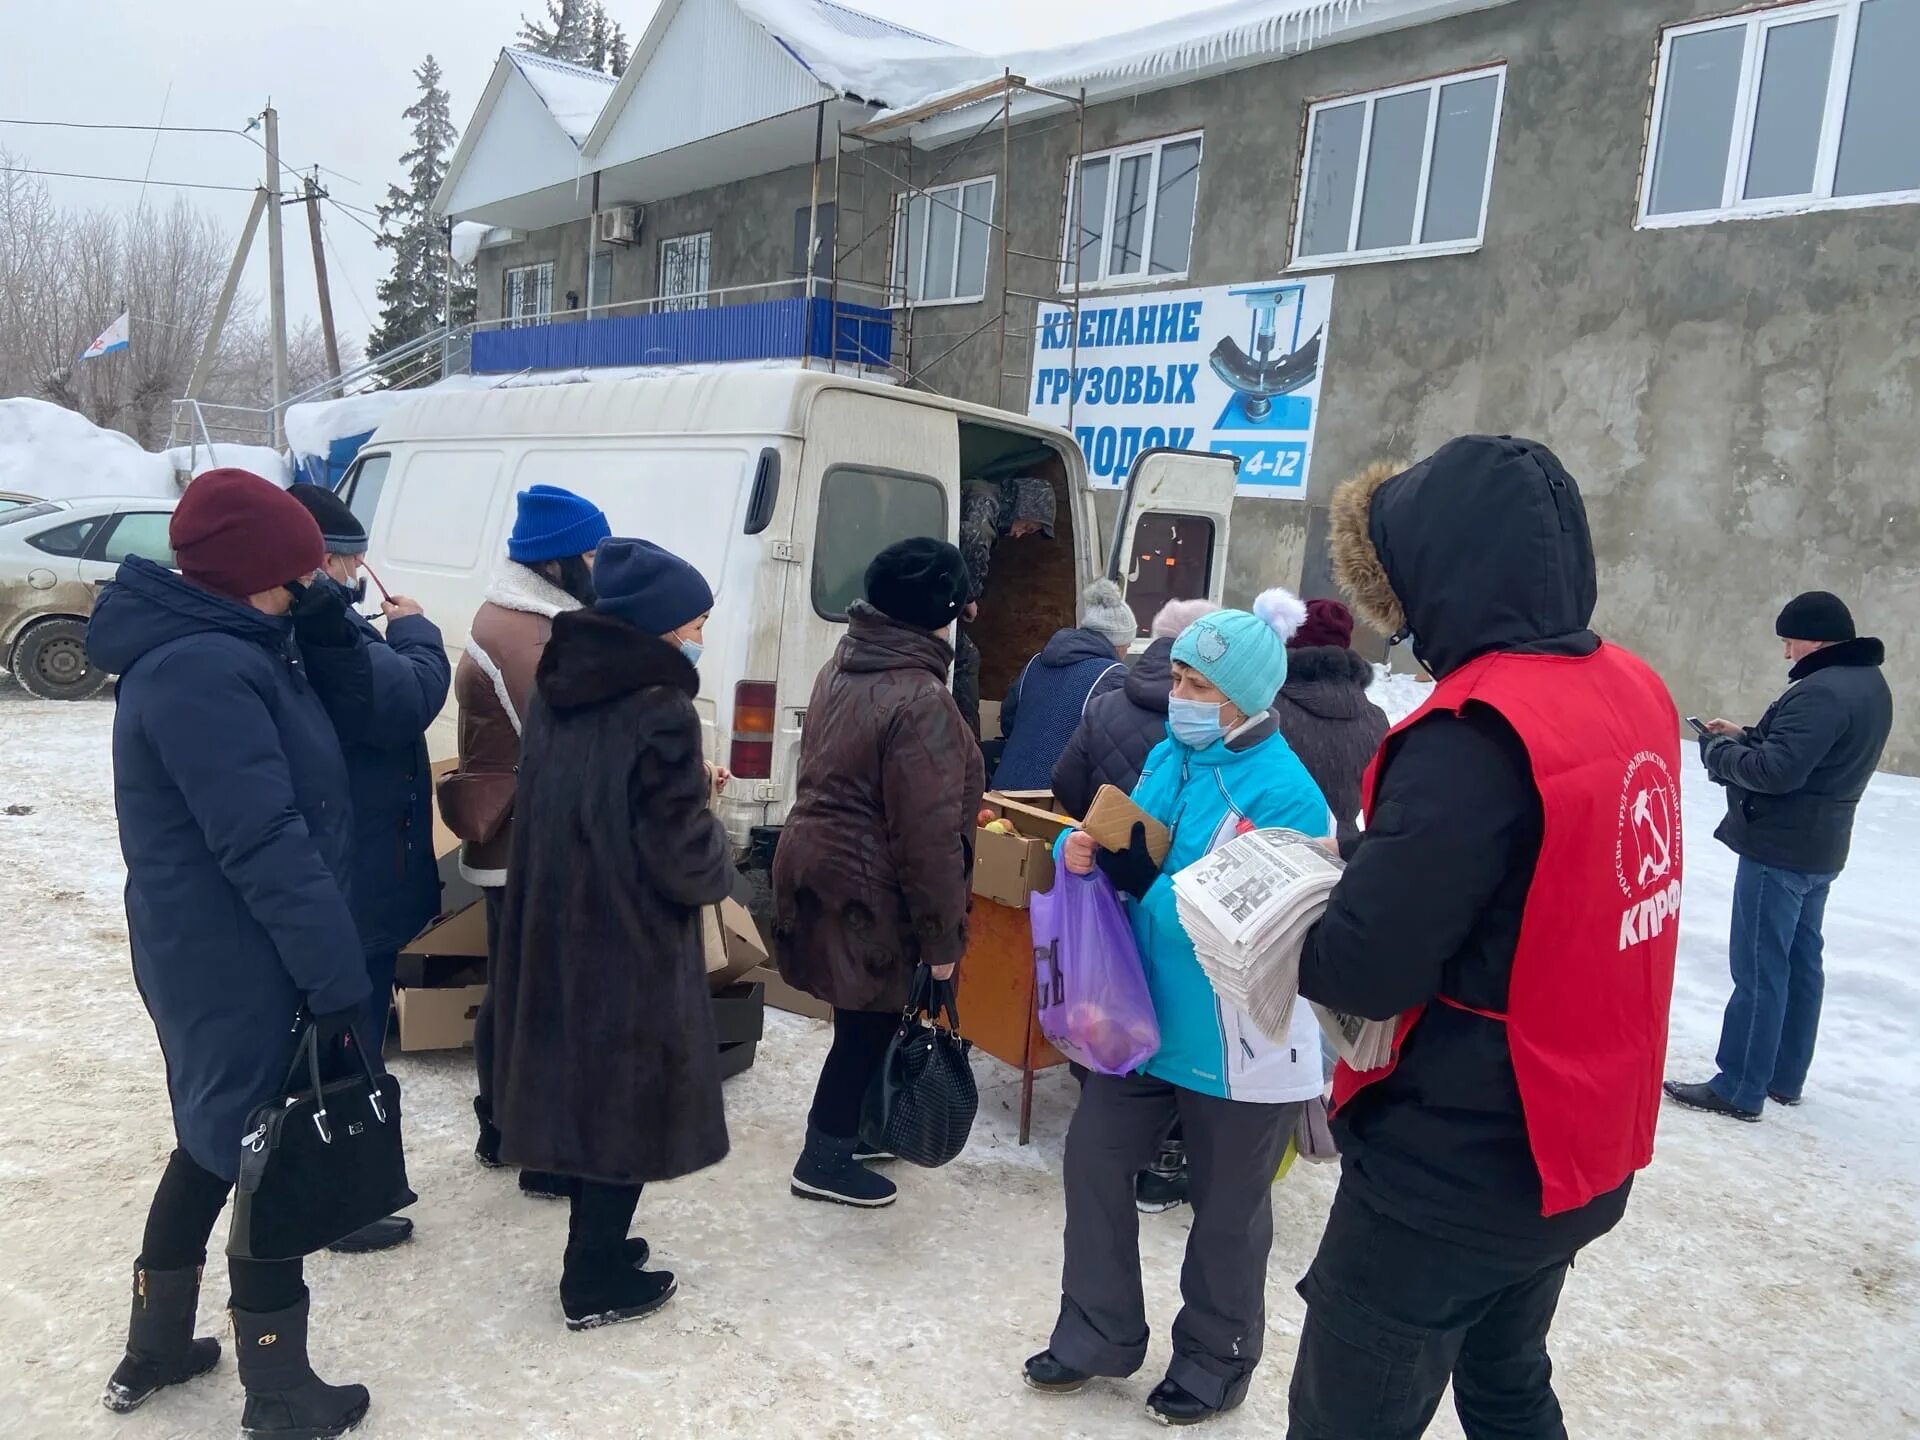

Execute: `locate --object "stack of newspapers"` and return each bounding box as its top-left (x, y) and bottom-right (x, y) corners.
top-left (1170, 828), bottom-right (1396, 1070)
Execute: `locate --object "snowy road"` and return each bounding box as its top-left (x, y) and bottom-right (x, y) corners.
top-left (0, 677), bottom-right (1915, 1439)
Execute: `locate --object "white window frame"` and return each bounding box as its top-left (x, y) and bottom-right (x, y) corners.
top-left (890, 176), bottom-right (996, 309)
top-left (1288, 64), bottom-right (1507, 270)
top-left (1058, 131), bottom-right (1205, 292)
top-left (658, 231), bottom-right (712, 313)
top-left (502, 262), bottom-right (554, 328)
top-left (1638, 0), bottom-right (1918, 229)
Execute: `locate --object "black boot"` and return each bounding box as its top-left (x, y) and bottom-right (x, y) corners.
top-left (326, 1216), bottom-right (414, 1254)
top-left (233, 1291), bottom-right (369, 1440)
top-left (1022, 1350), bottom-right (1091, 1395)
top-left (791, 1125), bottom-right (897, 1208)
top-left (1663, 1079), bottom-right (1761, 1122)
top-left (560, 1247), bottom-right (677, 1331)
top-left (519, 1170), bottom-right (573, 1201)
top-left (1135, 1139), bottom-right (1191, 1214)
top-left (1146, 1378), bottom-right (1224, 1426)
top-left (101, 1265), bottom-right (221, 1413)
top-left (474, 1097), bottom-right (503, 1168)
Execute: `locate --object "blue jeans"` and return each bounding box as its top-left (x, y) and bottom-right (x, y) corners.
top-left (1711, 858), bottom-right (1836, 1112)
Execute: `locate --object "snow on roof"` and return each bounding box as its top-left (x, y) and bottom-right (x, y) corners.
top-left (285, 392), bottom-right (422, 461)
top-left (732, 0), bottom-right (982, 104)
top-left (506, 48), bottom-right (618, 145)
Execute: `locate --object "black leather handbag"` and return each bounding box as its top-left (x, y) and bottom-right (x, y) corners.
top-left (860, 966), bottom-right (978, 1168)
top-left (227, 1021), bottom-right (416, 1261)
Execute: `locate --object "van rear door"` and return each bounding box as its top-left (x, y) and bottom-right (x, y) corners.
top-left (1105, 449), bottom-right (1238, 633)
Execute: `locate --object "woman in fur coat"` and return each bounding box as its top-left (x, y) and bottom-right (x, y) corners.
top-left (489, 537), bottom-right (733, 1331)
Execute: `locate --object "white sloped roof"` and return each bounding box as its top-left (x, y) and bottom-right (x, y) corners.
top-left (504, 49), bottom-right (618, 146)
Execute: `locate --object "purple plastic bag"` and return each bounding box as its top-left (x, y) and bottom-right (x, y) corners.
top-left (1030, 869), bottom-right (1160, 1076)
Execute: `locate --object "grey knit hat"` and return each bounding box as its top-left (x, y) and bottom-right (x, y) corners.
top-left (1080, 578), bottom-right (1138, 648)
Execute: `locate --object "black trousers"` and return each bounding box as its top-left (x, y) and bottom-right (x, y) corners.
top-left (1051, 1072), bottom-right (1296, 1412)
top-left (476, 886), bottom-right (503, 1111)
top-left (807, 1008), bottom-right (899, 1139)
top-left (1288, 1186), bottom-right (1573, 1440)
top-left (567, 1179), bottom-right (643, 1251)
top-left (139, 1148), bottom-right (303, 1313)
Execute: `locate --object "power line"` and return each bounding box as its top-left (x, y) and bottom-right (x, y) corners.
top-left (0, 163), bottom-right (258, 194)
top-left (325, 196), bottom-right (384, 242)
top-left (0, 115), bottom-right (363, 191)
top-left (320, 211), bottom-right (378, 332)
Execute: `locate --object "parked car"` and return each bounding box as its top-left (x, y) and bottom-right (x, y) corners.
top-left (1, 496), bottom-right (179, 700)
top-left (0, 491), bottom-right (41, 513)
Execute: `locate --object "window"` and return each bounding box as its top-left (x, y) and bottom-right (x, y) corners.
top-left (892, 178), bottom-right (994, 305)
top-left (339, 453), bottom-right (391, 532)
top-left (1641, 0), bottom-right (1920, 225)
top-left (659, 232), bottom-right (712, 313)
top-left (0, 501), bottom-right (61, 526)
top-left (91, 512), bottom-right (176, 569)
top-left (502, 263), bottom-right (553, 327)
top-left (1294, 66), bottom-right (1505, 265)
top-left (1121, 513), bottom-right (1215, 635)
top-left (793, 202), bottom-right (836, 282)
top-left (25, 515), bottom-right (106, 558)
top-left (811, 465), bottom-right (948, 620)
top-left (1061, 134), bottom-right (1203, 289)
top-left (589, 250), bottom-right (613, 310)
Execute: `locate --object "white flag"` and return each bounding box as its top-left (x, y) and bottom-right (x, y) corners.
top-left (80, 312), bottom-right (130, 361)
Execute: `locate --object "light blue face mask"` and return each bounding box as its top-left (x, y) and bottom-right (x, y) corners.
top-left (1168, 696), bottom-right (1227, 750)
top-left (678, 639), bottom-right (704, 667)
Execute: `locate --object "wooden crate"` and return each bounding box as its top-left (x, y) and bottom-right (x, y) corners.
top-left (958, 897), bottom-right (1065, 1144)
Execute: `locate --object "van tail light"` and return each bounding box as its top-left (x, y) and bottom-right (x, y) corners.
top-left (730, 681), bottom-right (777, 780)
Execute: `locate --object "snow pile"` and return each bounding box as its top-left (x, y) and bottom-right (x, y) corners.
top-left (159, 444), bottom-right (291, 486)
top-left (1366, 663), bottom-right (1433, 726)
top-left (0, 397), bottom-right (175, 501)
top-left (507, 48), bottom-right (618, 144)
top-left (450, 221), bottom-right (507, 268)
top-left (284, 392), bottom-right (421, 461)
top-left (735, 0), bottom-right (984, 105)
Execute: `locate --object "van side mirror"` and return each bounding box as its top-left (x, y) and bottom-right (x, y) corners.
top-left (744, 448), bottom-right (781, 535)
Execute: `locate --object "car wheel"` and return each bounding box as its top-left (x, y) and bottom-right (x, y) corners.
top-left (11, 617), bottom-right (110, 701)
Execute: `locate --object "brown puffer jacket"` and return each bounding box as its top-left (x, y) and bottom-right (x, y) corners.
top-left (437, 563), bottom-right (582, 886)
top-left (774, 603), bottom-right (985, 1013)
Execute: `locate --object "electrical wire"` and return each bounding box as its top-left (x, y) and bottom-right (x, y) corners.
top-left (320, 211), bottom-right (379, 331)
top-left (0, 116), bottom-right (362, 192)
top-left (324, 196), bottom-right (385, 242)
top-left (0, 163), bottom-right (258, 193)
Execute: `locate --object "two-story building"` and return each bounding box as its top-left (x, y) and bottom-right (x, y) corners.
top-left (436, 0), bottom-right (1919, 767)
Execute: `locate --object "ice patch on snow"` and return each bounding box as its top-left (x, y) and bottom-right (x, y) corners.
top-left (0, 397), bottom-right (176, 501)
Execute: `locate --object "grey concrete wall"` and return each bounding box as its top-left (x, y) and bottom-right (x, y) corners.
top-left (468, 0), bottom-right (1917, 768)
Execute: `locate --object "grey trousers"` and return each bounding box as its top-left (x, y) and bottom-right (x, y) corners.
top-left (1051, 1071), bottom-right (1299, 1411)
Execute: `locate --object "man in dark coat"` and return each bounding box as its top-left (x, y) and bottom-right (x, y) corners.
top-left (87, 468), bottom-right (372, 1437)
top-left (775, 538), bottom-right (983, 1208)
top-left (954, 464), bottom-right (1061, 737)
top-left (1053, 598), bottom-right (1220, 820)
top-left (992, 578), bottom-right (1134, 791)
top-left (286, 482), bottom-right (451, 1253)
top-left (489, 536), bottom-right (732, 1331)
top-left (1666, 591), bottom-right (1892, 1121)
top-left (1272, 595), bottom-right (1390, 849)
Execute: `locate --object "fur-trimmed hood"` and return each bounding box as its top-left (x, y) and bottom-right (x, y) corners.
top-left (1328, 436), bottom-right (1598, 677)
top-left (485, 560), bottom-right (582, 620)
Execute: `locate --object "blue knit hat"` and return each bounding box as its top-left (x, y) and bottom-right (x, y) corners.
top-left (1170, 589), bottom-right (1307, 718)
top-left (508, 485), bottom-right (610, 564)
top-left (592, 538), bottom-right (713, 635)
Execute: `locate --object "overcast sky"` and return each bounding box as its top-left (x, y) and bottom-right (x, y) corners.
top-left (1, 0), bottom-right (1209, 351)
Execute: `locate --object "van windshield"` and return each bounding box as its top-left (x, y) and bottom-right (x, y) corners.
top-left (812, 465), bottom-right (948, 621)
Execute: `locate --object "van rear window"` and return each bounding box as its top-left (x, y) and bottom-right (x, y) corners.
top-left (812, 466), bottom-right (948, 621)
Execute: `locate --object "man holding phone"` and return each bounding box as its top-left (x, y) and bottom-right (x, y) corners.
top-left (1666, 591), bottom-right (1892, 1121)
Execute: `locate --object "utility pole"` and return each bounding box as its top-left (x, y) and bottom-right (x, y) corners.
top-left (173, 187), bottom-right (268, 445)
top-left (263, 104), bottom-right (290, 446)
top-left (304, 171), bottom-right (342, 397)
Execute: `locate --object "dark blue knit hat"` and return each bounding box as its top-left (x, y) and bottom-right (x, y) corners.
top-left (592, 538), bottom-right (713, 635)
top-left (508, 484), bottom-right (610, 564)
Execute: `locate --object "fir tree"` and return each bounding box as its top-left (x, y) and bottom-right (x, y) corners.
top-left (586, 5), bottom-right (630, 76)
top-left (368, 55), bottom-right (475, 375)
top-left (518, 0), bottom-right (592, 64)
top-left (606, 16), bottom-right (631, 76)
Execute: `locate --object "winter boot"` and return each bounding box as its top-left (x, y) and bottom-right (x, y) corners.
top-left (790, 1125), bottom-right (897, 1208)
top-left (1146, 1378), bottom-right (1225, 1427)
top-left (232, 1291), bottom-right (369, 1440)
top-left (1022, 1350), bottom-right (1091, 1395)
top-left (518, 1170), bottom-right (573, 1200)
top-left (1663, 1079), bottom-right (1761, 1123)
top-left (473, 1097), bottom-right (503, 1168)
top-left (560, 1246), bottom-right (677, 1331)
top-left (1135, 1140), bottom-right (1191, 1214)
top-left (101, 1264), bottom-right (221, 1413)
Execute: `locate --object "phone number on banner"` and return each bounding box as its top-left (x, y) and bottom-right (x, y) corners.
top-left (1212, 440), bottom-right (1308, 492)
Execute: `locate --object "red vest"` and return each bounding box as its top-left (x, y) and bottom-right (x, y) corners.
top-left (1330, 646), bottom-right (1682, 1216)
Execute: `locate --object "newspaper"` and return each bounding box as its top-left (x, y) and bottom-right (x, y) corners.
top-left (1171, 828), bottom-right (1397, 1071)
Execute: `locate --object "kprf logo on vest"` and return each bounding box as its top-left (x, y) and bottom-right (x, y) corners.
top-left (1614, 750), bottom-right (1681, 951)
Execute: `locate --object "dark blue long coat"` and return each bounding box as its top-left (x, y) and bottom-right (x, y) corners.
top-left (87, 558), bottom-right (369, 1182)
top-left (301, 596), bottom-right (451, 957)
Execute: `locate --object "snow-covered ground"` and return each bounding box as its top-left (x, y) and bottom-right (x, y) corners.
top-left (0, 674), bottom-right (1915, 1439)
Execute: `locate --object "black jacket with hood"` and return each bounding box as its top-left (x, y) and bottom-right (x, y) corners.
top-left (1051, 636), bottom-right (1176, 818)
top-left (1299, 435), bottom-right (1632, 1260)
top-left (1272, 645), bottom-right (1390, 846)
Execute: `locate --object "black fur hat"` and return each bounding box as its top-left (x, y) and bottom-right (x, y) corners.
top-left (864, 537), bottom-right (969, 631)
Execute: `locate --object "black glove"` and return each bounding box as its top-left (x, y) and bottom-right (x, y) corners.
top-left (309, 1006), bottom-right (364, 1077)
top-left (287, 579), bottom-right (358, 649)
top-left (1095, 821), bottom-right (1162, 901)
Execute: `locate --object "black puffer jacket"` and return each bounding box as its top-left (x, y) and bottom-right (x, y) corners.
top-left (1272, 645), bottom-right (1389, 845)
top-left (1704, 637), bottom-right (1891, 874)
top-left (1051, 637), bottom-right (1175, 818)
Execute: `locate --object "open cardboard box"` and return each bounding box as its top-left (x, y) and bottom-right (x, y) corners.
top-left (973, 790), bottom-right (1073, 910)
top-left (395, 983), bottom-right (487, 1052)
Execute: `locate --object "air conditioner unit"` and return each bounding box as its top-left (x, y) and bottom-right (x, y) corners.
top-left (595, 204), bottom-right (642, 247)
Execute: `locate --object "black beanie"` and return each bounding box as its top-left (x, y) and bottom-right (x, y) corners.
top-left (592, 537), bottom-right (713, 635)
top-left (286, 482), bottom-right (368, 555)
top-left (1775, 590), bottom-right (1855, 643)
top-left (864, 538), bottom-right (969, 631)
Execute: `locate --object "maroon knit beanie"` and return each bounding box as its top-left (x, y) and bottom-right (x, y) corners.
top-left (170, 469), bottom-right (325, 601)
top-left (1290, 597), bottom-right (1355, 650)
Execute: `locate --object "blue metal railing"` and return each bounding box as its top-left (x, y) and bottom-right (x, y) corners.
top-left (471, 296), bottom-right (894, 374)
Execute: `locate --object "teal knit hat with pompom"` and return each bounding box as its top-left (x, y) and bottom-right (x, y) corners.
top-left (1169, 588), bottom-right (1307, 717)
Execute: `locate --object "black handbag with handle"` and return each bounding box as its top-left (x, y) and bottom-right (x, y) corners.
top-left (859, 966), bottom-right (978, 1168)
top-left (227, 1020), bottom-right (417, 1261)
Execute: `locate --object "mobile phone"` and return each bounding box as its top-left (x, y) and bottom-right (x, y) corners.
top-left (1686, 716), bottom-right (1712, 738)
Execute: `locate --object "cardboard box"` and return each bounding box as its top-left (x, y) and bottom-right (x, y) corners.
top-left (749, 963), bottom-right (831, 1021)
top-left (395, 983), bottom-right (486, 1051)
top-left (978, 699), bottom-right (1003, 741)
top-left (404, 897), bottom-right (489, 961)
top-left (711, 980), bottom-right (766, 1047)
top-left (1083, 784), bottom-right (1171, 865)
top-left (395, 952), bottom-right (485, 990)
top-left (973, 791), bottom-right (1073, 910)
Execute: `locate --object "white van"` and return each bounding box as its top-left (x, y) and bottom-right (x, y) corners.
top-left (338, 368), bottom-right (1235, 867)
